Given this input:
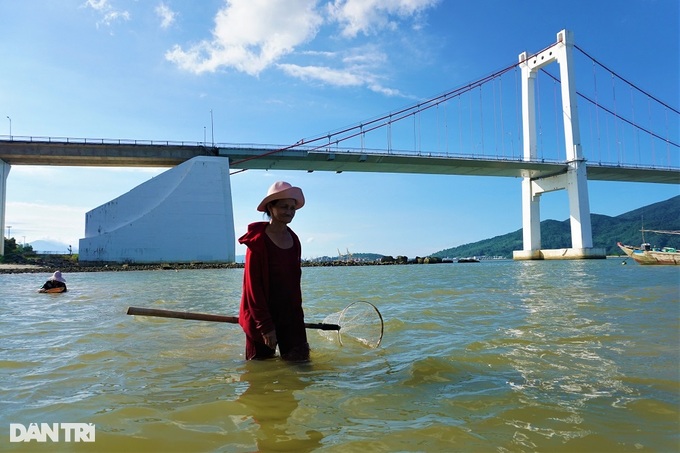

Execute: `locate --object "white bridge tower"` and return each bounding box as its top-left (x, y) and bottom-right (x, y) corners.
top-left (513, 30), bottom-right (606, 260)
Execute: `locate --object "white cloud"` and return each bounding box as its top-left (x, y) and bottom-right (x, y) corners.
top-left (278, 63), bottom-right (406, 97)
top-left (300, 50), bottom-right (337, 58)
top-left (84, 0), bottom-right (109, 11)
top-left (165, 0), bottom-right (323, 75)
top-left (278, 64), bottom-right (363, 87)
top-left (327, 0), bottom-right (440, 38)
top-left (83, 0), bottom-right (131, 28)
top-left (163, 0), bottom-right (439, 95)
top-left (155, 2), bottom-right (177, 29)
top-left (278, 46), bottom-right (409, 97)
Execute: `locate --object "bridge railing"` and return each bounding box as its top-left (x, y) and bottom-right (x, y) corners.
top-left (0, 134), bottom-right (210, 147)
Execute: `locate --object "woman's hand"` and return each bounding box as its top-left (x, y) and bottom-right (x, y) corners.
top-left (263, 330), bottom-right (278, 349)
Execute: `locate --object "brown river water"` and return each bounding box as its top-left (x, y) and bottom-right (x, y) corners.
top-left (1, 259), bottom-right (678, 452)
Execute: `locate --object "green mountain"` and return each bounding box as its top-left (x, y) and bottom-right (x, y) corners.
top-left (432, 195), bottom-right (680, 258)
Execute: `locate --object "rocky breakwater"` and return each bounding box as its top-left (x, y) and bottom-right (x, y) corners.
top-left (0, 257), bottom-right (244, 274)
top-left (305, 255), bottom-right (448, 266)
top-left (1, 255), bottom-right (450, 274)
top-left (379, 255), bottom-right (447, 264)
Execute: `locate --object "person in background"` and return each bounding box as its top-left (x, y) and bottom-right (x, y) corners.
top-left (39, 270), bottom-right (67, 293)
top-left (238, 181), bottom-right (310, 361)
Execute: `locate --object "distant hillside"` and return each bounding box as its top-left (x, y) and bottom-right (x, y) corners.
top-left (308, 252), bottom-right (385, 262)
top-left (29, 240), bottom-right (77, 254)
top-left (432, 195), bottom-right (680, 258)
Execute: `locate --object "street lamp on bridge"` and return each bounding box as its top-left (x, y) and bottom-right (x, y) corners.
top-left (6, 116), bottom-right (11, 140)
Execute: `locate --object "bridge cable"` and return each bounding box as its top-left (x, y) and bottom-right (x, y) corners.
top-left (492, 76), bottom-right (497, 155)
top-left (575, 42), bottom-right (678, 176)
top-left (499, 76), bottom-right (506, 157)
top-left (458, 96), bottom-right (463, 156)
top-left (592, 59), bottom-right (602, 163)
top-left (631, 85), bottom-right (640, 164)
top-left (228, 61), bottom-right (520, 174)
top-left (575, 45), bottom-right (679, 115)
top-left (479, 86), bottom-right (484, 154)
top-left (514, 66), bottom-right (521, 159)
top-left (540, 69), bottom-right (679, 149)
top-left (611, 72), bottom-right (622, 163)
top-left (648, 98), bottom-right (655, 164)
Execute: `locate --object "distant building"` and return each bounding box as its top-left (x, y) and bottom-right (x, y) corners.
top-left (79, 156), bottom-right (235, 263)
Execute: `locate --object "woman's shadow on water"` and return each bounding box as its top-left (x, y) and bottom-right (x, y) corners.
top-left (236, 359), bottom-right (324, 451)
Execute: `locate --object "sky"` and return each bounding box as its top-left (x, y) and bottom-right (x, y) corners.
top-left (1, 0), bottom-right (678, 258)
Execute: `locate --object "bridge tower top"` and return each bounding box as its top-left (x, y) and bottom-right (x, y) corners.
top-left (518, 29), bottom-right (582, 163)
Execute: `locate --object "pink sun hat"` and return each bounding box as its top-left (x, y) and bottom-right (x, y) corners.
top-left (257, 181), bottom-right (305, 212)
top-left (49, 271), bottom-right (66, 283)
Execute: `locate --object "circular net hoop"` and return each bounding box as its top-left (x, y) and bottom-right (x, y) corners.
top-left (321, 301), bottom-right (384, 348)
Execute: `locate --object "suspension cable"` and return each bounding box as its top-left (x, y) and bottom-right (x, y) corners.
top-left (553, 77), bottom-right (560, 160)
top-left (592, 59), bottom-right (602, 162)
top-left (540, 69), bottom-right (679, 148)
top-left (229, 61), bottom-right (519, 172)
top-left (575, 44), bottom-right (679, 114)
top-left (612, 72), bottom-right (621, 163)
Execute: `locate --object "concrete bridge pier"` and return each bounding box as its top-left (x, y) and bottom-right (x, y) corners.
top-left (0, 159), bottom-right (9, 256)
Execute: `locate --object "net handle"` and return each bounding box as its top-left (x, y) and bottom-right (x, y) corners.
top-left (126, 306), bottom-right (340, 331)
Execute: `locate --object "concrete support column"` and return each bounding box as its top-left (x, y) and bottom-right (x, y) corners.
top-left (0, 159), bottom-right (10, 256)
top-left (521, 178), bottom-right (541, 250)
top-left (567, 160), bottom-right (593, 248)
top-left (557, 29), bottom-right (594, 249)
top-left (518, 48), bottom-right (541, 251)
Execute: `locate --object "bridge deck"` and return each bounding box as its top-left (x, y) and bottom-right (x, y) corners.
top-left (0, 140), bottom-right (217, 167)
top-left (0, 140), bottom-right (677, 184)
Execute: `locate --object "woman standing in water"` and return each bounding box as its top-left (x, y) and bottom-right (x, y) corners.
top-left (238, 181), bottom-right (310, 361)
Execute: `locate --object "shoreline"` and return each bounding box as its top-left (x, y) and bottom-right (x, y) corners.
top-left (0, 263), bottom-right (48, 271)
top-left (0, 256), bottom-right (627, 275)
top-left (0, 257), bottom-right (453, 275)
top-left (0, 262), bottom-right (245, 274)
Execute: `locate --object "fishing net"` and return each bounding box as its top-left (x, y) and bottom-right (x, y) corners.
top-left (320, 301), bottom-right (384, 348)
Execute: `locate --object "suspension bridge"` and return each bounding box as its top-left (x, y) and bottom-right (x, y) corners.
top-left (0, 30), bottom-right (678, 260)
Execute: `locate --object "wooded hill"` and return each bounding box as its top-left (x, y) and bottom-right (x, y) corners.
top-left (431, 195), bottom-right (680, 259)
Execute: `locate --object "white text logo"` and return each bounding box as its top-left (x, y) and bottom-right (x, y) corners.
top-left (10, 423), bottom-right (95, 443)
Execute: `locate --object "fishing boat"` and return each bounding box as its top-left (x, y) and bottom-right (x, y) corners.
top-left (457, 257), bottom-right (480, 263)
top-left (617, 242), bottom-right (680, 265)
